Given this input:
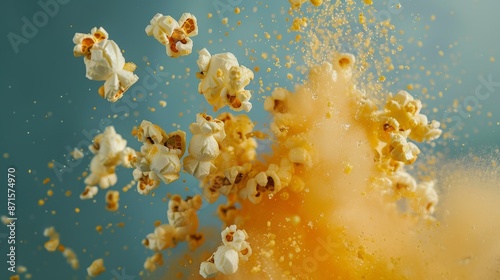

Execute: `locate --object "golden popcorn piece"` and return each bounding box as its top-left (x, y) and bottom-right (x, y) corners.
top-left (70, 148), bottom-right (84, 159)
top-left (196, 48), bottom-right (254, 112)
top-left (289, 0), bottom-right (307, 9)
top-left (184, 113), bottom-right (226, 180)
top-left (384, 132), bottom-right (420, 165)
top-left (43, 227), bottom-right (60, 252)
top-left (200, 173), bottom-right (231, 203)
top-left (409, 114), bottom-right (442, 142)
top-left (145, 13), bottom-right (198, 58)
top-left (73, 27), bottom-right (139, 102)
top-left (144, 253), bottom-right (164, 272)
top-left (187, 233), bottom-right (205, 251)
top-left (242, 165), bottom-right (282, 204)
top-left (87, 258), bottom-right (105, 277)
top-left (63, 248), bottom-right (79, 270)
top-left (79, 186), bottom-right (98, 200)
top-left (105, 190), bottom-right (120, 212)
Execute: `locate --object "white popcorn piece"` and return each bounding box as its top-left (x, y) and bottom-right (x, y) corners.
top-left (167, 194), bottom-right (202, 228)
top-left (214, 245), bottom-right (240, 275)
top-left (73, 27), bottom-right (138, 102)
top-left (146, 144), bottom-right (183, 184)
top-left (70, 148), bottom-right (84, 159)
top-left (200, 173), bottom-right (232, 203)
top-left (105, 190), bottom-right (120, 212)
top-left (383, 90), bottom-right (422, 130)
top-left (80, 186), bottom-right (98, 200)
top-left (221, 225), bottom-right (248, 251)
top-left (145, 13), bottom-right (198, 58)
top-left (196, 48), bottom-right (254, 112)
top-left (200, 258), bottom-right (219, 279)
top-left (238, 241), bottom-right (252, 261)
top-left (87, 258), bottom-right (105, 278)
top-left (120, 147), bottom-right (137, 168)
top-left (132, 170), bottom-right (159, 195)
top-left (184, 114), bottom-right (226, 180)
top-left (144, 224), bottom-right (177, 251)
top-left (85, 126), bottom-right (128, 189)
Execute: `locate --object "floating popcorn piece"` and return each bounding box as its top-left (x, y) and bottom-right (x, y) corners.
top-left (187, 233), bottom-right (205, 251)
top-left (196, 48), bottom-right (254, 112)
top-left (144, 253), bottom-right (164, 272)
top-left (43, 227), bottom-right (60, 252)
top-left (221, 225), bottom-right (248, 251)
top-left (289, 0), bottom-right (307, 9)
top-left (146, 144), bottom-right (183, 184)
top-left (80, 186), bottom-right (98, 200)
top-left (220, 66), bottom-right (254, 112)
top-left (184, 113), bottom-right (226, 180)
top-left (409, 114), bottom-right (442, 142)
top-left (385, 132), bottom-right (420, 164)
top-left (63, 248), bottom-right (80, 270)
top-left (200, 173), bottom-right (232, 203)
top-left (87, 258), bottom-right (105, 277)
top-left (133, 169), bottom-right (161, 195)
top-left (85, 126), bottom-right (128, 189)
top-left (73, 27), bottom-right (138, 102)
top-left (145, 13), bottom-right (198, 58)
top-left (143, 224), bottom-right (177, 251)
top-left (70, 148), bottom-right (84, 159)
top-left (120, 147), bottom-right (137, 168)
top-left (214, 245), bottom-right (239, 275)
top-left (333, 52), bottom-right (356, 79)
top-left (200, 256), bottom-right (219, 279)
top-left (105, 190), bottom-right (120, 212)
top-left (264, 87), bottom-right (291, 114)
top-left (410, 181), bottom-right (439, 216)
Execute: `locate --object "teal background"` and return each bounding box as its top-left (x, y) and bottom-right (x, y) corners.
top-left (0, 0), bottom-right (498, 279)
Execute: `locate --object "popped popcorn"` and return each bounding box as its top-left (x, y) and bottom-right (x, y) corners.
top-left (242, 165), bottom-right (282, 204)
top-left (184, 113), bottom-right (226, 180)
top-left (79, 186), bottom-right (98, 200)
top-left (196, 48), bottom-right (254, 112)
top-left (132, 120), bottom-right (186, 192)
top-left (87, 258), bottom-right (105, 277)
top-left (105, 190), bottom-right (120, 212)
top-left (43, 227), bottom-right (60, 252)
top-left (333, 53), bottom-right (356, 79)
top-left (73, 27), bottom-right (138, 102)
top-left (145, 13), bottom-right (198, 58)
top-left (70, 148), bottom-right (84, 159)
top-left (200, 225), bottom-right (251, 278)
top-left (84, 126), bottom-right (128, 189)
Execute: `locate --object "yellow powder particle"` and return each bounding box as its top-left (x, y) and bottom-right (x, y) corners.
top-left (75, 208), bottom-right (80, 213)
top-left (234, 7), bottom-right (241, 14)
top-left (38, 199), bottom-right (45, 206)
top-left (43, 178), bottom-right (51, 185)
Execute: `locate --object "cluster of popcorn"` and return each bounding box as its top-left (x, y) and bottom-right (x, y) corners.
top-left (199, 225), bottom-right (252, 278)
top-left (73, 27), bottom-right (138, 102)
top-left (43, 227), bottom-right (80, 270)
top-left (145, 13), bottom-right (198, 58)
top-left (131, 120), bottom-right (186, 195)
top-left (142, 195), bottom-right (204, 271)
top-left (87, 258), bottom-right (105, 277)
top-left (358, 78), bottom-right (443, 218)
top-left (196, 48), bottom-right (254, 112)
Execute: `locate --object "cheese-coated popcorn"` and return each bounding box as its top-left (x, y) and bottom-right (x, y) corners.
top-left (196, 48), bottom-right (254, 111)
top-left (264, 87), bottom-right (291, 113)
top-left (43, 227), bottom-right (60, 252)
top-left (333, 53), bottom-right (356, 79)
top-left (145, 13), bottom-right (198, 58)
top-left (144, 224), bottom-right (177, 251)
top-left (184, 114), bottom-right (226, 180)
top-left (87, 258), bottom-right (105, 277)
top-left (289, 0), bottom-right (307, 9)
top-left (385, 132), bottom-right (420, 164)
top-left (409, 114), bottom-right (442, 142)
top-left (410, 181), bottom-right (438, 216)
top-left (73, 27), bottom-right (138, 102)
